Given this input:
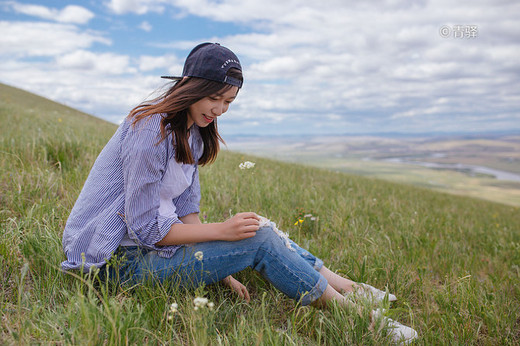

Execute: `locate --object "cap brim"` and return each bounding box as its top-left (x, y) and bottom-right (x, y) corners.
top-left (161, 76), bottom-right (182, 80)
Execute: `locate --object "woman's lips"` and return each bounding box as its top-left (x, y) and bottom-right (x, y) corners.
top-left (203, 114), bottom-right (214, 123)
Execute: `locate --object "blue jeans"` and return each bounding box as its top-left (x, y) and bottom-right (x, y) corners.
top-left (106, 225), bottom-right (328, 306)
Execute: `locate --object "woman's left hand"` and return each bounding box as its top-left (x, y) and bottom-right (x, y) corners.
top-left (222, 275), bottom-right (250, 302)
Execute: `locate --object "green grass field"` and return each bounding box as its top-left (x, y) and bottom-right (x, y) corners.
top-left (1, 83), bottom-right (519, 344)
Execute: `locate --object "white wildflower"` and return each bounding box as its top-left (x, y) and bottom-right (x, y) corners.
top-left (239, 161), bottom-right (255, 170)
top-left (194, 251), bottom-right (203, 261)
top-left (193, 297), bottom-right (214, 311)
top-left (169, 302), bottom-right (178, 313)
top-left (167, 302), bottom-right (178, 321)
top-left (193, 297), bottom-right (209, 308)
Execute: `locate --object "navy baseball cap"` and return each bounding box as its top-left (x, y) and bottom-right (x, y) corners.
top-left (161, 43), bottom-right (243, 88)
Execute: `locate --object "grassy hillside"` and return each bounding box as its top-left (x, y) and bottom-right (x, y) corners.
top-left (1, 83), bottom-right (519, 344)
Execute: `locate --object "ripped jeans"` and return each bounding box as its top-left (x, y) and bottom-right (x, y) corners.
top-left (106, 224), bottom-right (328, 306)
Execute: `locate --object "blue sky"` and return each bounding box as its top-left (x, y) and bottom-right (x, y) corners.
top-left (1, 0), bottom-right (519, 137)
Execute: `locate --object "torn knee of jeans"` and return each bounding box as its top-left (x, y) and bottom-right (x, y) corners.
top-left (258, 216), bottom-right (296, 252)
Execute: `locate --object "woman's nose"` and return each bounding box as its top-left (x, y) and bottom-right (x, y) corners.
top-left (212, 102), bottom-right (224, 116)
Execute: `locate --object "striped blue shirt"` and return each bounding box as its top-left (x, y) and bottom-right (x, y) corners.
top-left (61, 114), bottom-right (202, 272)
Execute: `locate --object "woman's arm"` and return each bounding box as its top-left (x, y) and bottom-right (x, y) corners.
top-left (179, 212), bottom-right (202, 225)
top-left (155, 212), bottom-right (260, 246)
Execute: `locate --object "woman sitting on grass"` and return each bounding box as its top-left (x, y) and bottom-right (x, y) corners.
top-left (61, 42), bottom-right (417, 344)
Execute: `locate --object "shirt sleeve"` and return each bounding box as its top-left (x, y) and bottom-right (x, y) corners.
top-left (172, 166), bottom-right (201, 217)
top-left (121, 124), bottom-right (181, 247)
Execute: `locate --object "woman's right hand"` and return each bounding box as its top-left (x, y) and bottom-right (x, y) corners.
top-left (222, 275), bottom-right (251, 302)
top-left (219, 212), bottom-right (260, 241)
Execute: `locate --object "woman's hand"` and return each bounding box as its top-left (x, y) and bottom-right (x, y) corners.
top-left (222, 275), bottom-right (250, 302)
top-left (219, 212), bottom-right (260, 241)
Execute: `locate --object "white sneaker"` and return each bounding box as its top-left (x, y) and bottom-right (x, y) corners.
top-left (355, 283), bottom-right (397, 303)
top-left (373, 309), bottom-right (418, 344)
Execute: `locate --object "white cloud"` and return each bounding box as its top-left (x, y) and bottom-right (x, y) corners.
top-left (209, 0), bottom-right (519, 134)
top-left (0, 21), bottom-right (110, 57)
top-left (58, 5), bottom-right (95, 24)
top-left (106, 0), bottom-right (166, 14)
top-left (56, 50), bottom-right (136, 75)
top-left (139, 20), bottom-right (152, 31)
top-left (138, 55), bottom-right (182, 73)
top-left (8, 2), bottom-right (95, 24)
top-left (2, 0), bottom-right (519, 135)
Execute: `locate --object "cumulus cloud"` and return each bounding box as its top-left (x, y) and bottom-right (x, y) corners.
top-left (179, 0), bottom-right (519, 134)
top-left (0, 21), bottom-right (110, 57)
top-left (56, 50), bottom-right (136, 75)
top-left (138, 55), bottom-right (182, 73)
top-left (1, 0), bottom-right (519, 135)
top-left (7, 2), bottom-right (95, 24)
top-left (139, 20), bottom-right (152, 31)
top-left (106, 0), bottom-right (166, 14)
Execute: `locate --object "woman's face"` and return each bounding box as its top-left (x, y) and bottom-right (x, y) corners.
top-left (187, 86), bottom-right (238, 128)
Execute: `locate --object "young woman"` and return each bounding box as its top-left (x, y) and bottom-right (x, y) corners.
top-left (61, 43), bottom-right (417, 343)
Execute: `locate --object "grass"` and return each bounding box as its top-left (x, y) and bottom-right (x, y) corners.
top-left (1, 82), bottom-right (520, 344)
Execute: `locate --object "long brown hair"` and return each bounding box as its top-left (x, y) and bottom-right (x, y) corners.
top-left (128, 68), bottom-right (243, 166)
